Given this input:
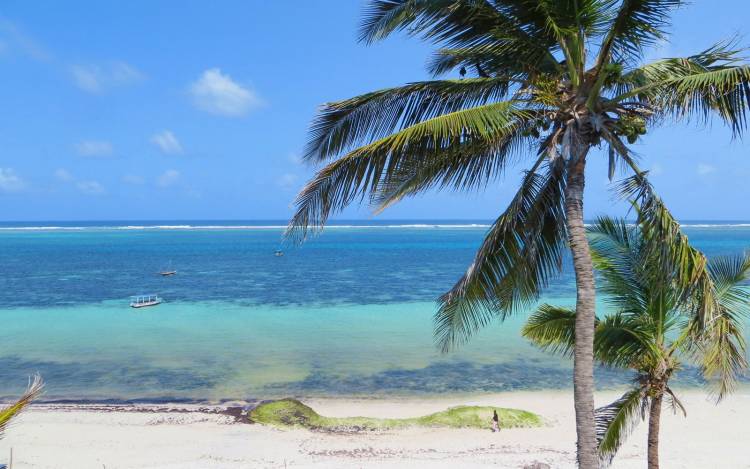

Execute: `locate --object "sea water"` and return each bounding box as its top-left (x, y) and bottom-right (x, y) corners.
top-left (0, 221), bottom-right (747, 402)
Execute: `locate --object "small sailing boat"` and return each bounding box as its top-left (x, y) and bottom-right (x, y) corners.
top-left (130, 294), bottom-right (162, 308)
top-left (159, 260), bottom-right (177, 276)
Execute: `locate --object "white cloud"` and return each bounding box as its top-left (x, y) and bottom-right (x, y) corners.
top-left (76, 180), bottom-right (105, 195)
top-left (122, 174), bottom-right (145, 185)
top-left (54, 168), bottom-right (74, 182)
top-left (56, 169), bottom-right (107, 195)
top-left (75, 140), bottom-right (113, 157)
top-left (697, 163), bottom-right (716, 176)
top-left (71, 66), bottom-right (101, 93)
top-left (0, 168), bottom-right (25, 192)
top-left (157, 169), bottom-right (180, 187)
top-left (70, 61), bottom-right (144, 93)
top-left (650, 163), bottom-right (663, 176)
top-left (189, 68), bottom-right (261, 117)
top-left (277, 173), bottom-right (299, 190)
top-left (151, 130), bottom-right (183, 155)
top-left (0, 18), bottom-right (50, 62)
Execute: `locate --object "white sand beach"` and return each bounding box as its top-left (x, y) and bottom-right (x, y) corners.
top-left (1, 389), bottom-right (747, 468)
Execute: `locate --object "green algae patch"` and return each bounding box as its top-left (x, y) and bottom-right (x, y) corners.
top-left (248, 398), bottom-right (543, 432)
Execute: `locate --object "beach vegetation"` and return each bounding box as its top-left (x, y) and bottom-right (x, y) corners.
top-left (248, 398), bottom-right (543, 431)
top-left (0, 374), bottom-right (44, 439)
top-left (287, 2), bottom-right (750, 465)
top-left (522, 217), bottom-right (750, 468)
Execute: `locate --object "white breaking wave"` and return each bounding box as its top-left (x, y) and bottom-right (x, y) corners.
top-left (0, 223), bottom-right (493, 231)
top-left (0, 222), bottom-right (746, 231)
top-left (680, 223), bottom-right (750, 228)
top-left (0, 226), bottom-right (88, 231)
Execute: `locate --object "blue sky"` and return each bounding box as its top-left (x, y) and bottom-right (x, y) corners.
top-left (0, 1), bottom-right (748, 221)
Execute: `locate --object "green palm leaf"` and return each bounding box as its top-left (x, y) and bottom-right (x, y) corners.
top-left (435, 156), bottom-right (567, 351)
top-left (427, 44), bottom-right (558, 77)
top-left (288, 101), bottom-right (533, 241)
top-left (615, 172), bottom-right (719, 323)
top-left (522, 302), bottom-right (649, 370)
top-left (371, 119), bottom-right (533, 212)
top-left (306, 78), bottom-right (517, 162)
top-left (695, 310), bottom-right (747, 400)
top-left (521, 304), bottom-right (578, 357)
top-left (596, 386), bottom-right (647, 465)
top-left (359, 0), bottom-right (509, 46)
top-left (359, 0), bottom-right (559, 60)
top-left (691, 254), bottom-right (750, 399)
top-left (594, 313), bottom-right (650, 369)
top-left (613, 41), bottom-right (750, 135)
top-left (595, 0), bottom-right (682, 68)
top-left (588, 217), bottom-right (649, 316)
top-left (708, 254), bottom-right (750, 310)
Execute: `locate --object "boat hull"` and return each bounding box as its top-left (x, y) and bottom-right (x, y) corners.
top-left (130, 300), bottom-right (161, 308)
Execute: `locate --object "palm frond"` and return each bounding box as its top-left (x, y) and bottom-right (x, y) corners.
top-left (615, 171), bottom-right (719, 325)
top-left (359, 0), bottom-right (560, 66)
top-left (427, 43), bottom-right (558, 77)
top-left (595, 0), bottom-right (681, 68)
top-left (434, 156), bottom-right (567, 352)
top-left (692, 254), bottom-right (750, 400)
top-left (617, 172), bottom-right (748, 400)
top-left (613, 40), bottom-right (746, 96)
top-left (306, 78), bottom-right (515, 162)
top-left (371, 114), bottom-right (535, 212)
top-left (613, 41), bottom-right (750, 135)
top-left (288, 101), bottom-right (533, 241)
top-left (360, 0), bottom-right (507, 46)
top-left (596, 386), bottom-right (647, 466)
top-left (587, 215), bottom-right (637, 264)
top-left (665, 386), bottom-right (687, 416)
top-left (521, 304), bottom-right (578, 357)
top-left (708, 254), bottom-right (750, 312)
top-left (595, 313), bottom-right (649, 368)
top-left (695, 309), bottom-right (748, 400)
top-left (0, 374), bottom-right (44, 438)
top-left (587, 216), bottom-right (648, 315)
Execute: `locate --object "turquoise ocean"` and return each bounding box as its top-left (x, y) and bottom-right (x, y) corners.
top-left (0, 220), bottom-right (748, 403)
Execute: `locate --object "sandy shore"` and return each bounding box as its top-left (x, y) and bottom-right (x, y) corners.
top-left (1, 389), bottom-right (747, 468)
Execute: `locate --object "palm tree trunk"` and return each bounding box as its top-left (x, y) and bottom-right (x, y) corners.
top-left (564, 149), bottom-right (597, 469)
top-left (648, 393), bottom-right (663, 469)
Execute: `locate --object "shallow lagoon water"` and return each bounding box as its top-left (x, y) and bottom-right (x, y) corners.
top-left (0, 222), bottom-right (747, 401)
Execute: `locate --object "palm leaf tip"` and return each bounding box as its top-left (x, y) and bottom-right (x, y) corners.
top-left (596, 387), bottom-right (646, 466)
top-left (0, 374), bottom-right (44, 437)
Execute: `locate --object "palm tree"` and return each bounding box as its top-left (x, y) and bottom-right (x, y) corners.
top-left (522, 217), bottom-right (749, 468)
top-left (286, 2), bottom-right (750, 465)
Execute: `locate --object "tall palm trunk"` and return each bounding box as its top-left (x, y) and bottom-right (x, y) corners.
top-left (564, 149), bottom-right (597, 468)
top-left (647, 392), bottom-right (664, 469)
